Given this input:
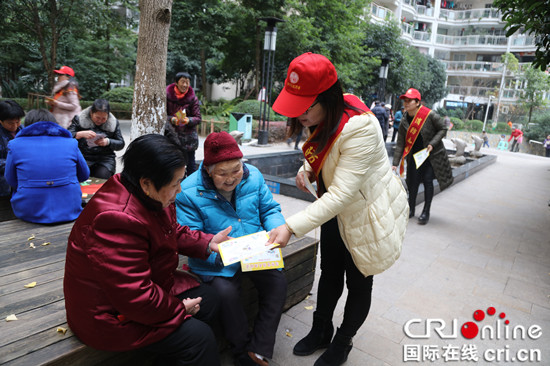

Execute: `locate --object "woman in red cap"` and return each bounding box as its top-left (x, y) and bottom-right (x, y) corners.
top-left (46, 65), bottom-right (82, 129)
top-left (268, 53), bottom-right (408, 366)
top-left (391, 88), bottom-right (453, 224)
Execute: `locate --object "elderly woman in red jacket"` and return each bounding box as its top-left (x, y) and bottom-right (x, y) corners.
top-left (64, 134), bottom-right (231, 365)
top-left (164, 72), bottom-right (202, 176)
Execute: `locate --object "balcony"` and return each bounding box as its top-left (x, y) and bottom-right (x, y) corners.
top-left (436, 34), bottom-right (508, 47)
top-left (370, 3), bottom-right (394, 21)
top-left (439, 8), bottom-right (501, 22)
top-left (401, 22), bottom-right (414, 38)
top-left (447, 85), bottom-right (494, 97)
top-left (413, 31), bottom-right (432, 42)
top-left (445, 60), bottom-right (504, 73)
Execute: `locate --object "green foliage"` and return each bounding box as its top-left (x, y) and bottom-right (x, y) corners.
top-left (435, 107), bottom-right (466, 120)
top-left (200, 98), bottom-right (240, 119)
top-left (493, 0), bottom-right (550, 70)
top-left (231, 100), bottom-right (286, 121)
top-left (101, 87), bottom-right (134, 103)
top-left (523, 110), bottom-right (550, 142)
top-left (450, 117), bottom-right (464, 130)
top-left (463, 119), bottom-right (484, 132)
top-left (493, 122), bottom-right (512, 134)
top-left (519, 64), bottom-right (550, 122)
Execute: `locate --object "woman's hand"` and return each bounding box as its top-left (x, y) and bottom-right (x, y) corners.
top-left (426, 144), bottom-right (433, 153)
top-left (267, 224), bottom-right (292, 248)
top-left (296, 171), bottom-right (314, 193)
top-left (76, 130), bottom-right (96, 139)
top-left (95, 137), bottom-right (109, 147)
top-left (208, 226), bottom-right (232, 253)
top-left (183, 297), bottom-right (202, 316)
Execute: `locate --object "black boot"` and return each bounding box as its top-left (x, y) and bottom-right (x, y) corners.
top-left (418, 209), bottom-right (430, 225)
top-left (293, 313), bottom-right (334, 356)
top-left (314, 328), bottom-right (353, 366)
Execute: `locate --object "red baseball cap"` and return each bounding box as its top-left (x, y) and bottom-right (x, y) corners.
top-left (399, 88), bottom-right (421, 101)
top-left (272, 53), bottom-right (338, 118)
top-left (54, 66), bottom-right (75, 77)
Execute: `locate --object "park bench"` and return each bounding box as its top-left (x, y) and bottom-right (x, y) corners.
top-left (0, 218), bottom-right (318, 365)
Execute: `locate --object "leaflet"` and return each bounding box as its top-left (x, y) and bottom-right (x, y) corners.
top-left (218, 231), bottom-right (279, 266)
top-left (413, 148), bottom-right (430, 169)
top-left (241, 248), bottom-right (284, 272)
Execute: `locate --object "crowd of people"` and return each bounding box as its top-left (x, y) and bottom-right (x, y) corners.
top-left (1, 54), bottom-right (546, 366)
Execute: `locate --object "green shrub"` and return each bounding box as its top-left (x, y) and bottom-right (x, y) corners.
top-left (100, 87), bottom-right (134, 103)
top-left (463, 119), bottom-right (484, 132)
top-left (493, 122), bottom-right (512, 134)
top-left (450, 117), bottom-right (463, 130)
top-left (231, 100), bottom-right (287, 121)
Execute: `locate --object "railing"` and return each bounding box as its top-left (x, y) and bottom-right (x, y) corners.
top-left (444, 61), bottom-right (533, 74)
top-left (416, 5), bottom-right (434, 16)
top-left (413, 31), bottom-right (432, 42)
top-left (509, 34), bottom-right (537, 47)
top-left (444, 61), bottom-right (504, 73)
top-left (439, 8), bottom-right (501, 21)
top-left (435, 34), bottom-right (508, 46)
top-left (401, 22), bottom-right (414, 37)
top-left (447, 85), bottom-right (494, 97)
top-left (370, 3), bottom-right (393, 20)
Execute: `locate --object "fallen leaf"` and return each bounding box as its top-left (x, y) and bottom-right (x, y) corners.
top-left (41, 242), bottom-right (51, 246)
top-left (27, 235), bottom-right (35, 241)
top-left (6, 314), bottom-right (18, 322)
top-left (24, 282), bottom-right (37, 288)
top-left (29, 243), bottom-right (35, 249)
top-left (305, 305), bottom-right (314, 310)
top-left (57, 327), bottom-right (68, 335)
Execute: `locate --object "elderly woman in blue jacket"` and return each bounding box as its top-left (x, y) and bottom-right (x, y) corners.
top-left (5, 109), bottom-right (90, 223)
top-left (175, 131), bottom-right (286, 366)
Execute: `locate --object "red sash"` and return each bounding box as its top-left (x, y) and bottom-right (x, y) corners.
top-left (399, 105), bottom-right (431, 175)
top-left (302, 94), bottom-right (373, 194)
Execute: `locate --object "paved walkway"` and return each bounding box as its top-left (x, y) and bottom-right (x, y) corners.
top-left (118, 122), bottom-right (550, 365)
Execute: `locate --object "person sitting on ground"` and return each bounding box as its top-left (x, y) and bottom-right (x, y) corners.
top-left (165, 71), bottom-right (202, 177)
top-left (5, 109), bottom-right (89, 223)
top-left (64, 134), bottom-right (232, 365)
top-left (175, 131), bottom-right (287, 366)
top-left (69, 99), bottom-right (125, 178)
top-left (0, 100), bottom-right (25, 217)
top-left (45, 66), bottom-right (82, 129)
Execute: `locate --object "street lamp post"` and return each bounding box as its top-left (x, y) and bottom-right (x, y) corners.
top-left (483, 95), bottom-right (494, 131)
top-left (257, 17), bottom-right (284, 145)
top-left (378, 58), bottom-right (390, 103)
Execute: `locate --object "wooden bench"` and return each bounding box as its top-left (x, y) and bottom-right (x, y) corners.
top-left (200, 119), bottom-right (228, 136)
top-left (0, 218), bottom-right (318, 365)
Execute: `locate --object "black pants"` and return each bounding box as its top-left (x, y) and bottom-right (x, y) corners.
top-left (316, 217), bottom-right (374, 338)
top-left (406, 157), bottom-right (435, 214)
top-left (391, 125), bottom-right (399, 142)
top-left (89, 164), bottom-right (113, 179)
top-left (206, 269), bottom-right (287, 358)
top-left (186, 150), bottom-right (197, 177)
top-left (143, 284), bottom-right (221, 366)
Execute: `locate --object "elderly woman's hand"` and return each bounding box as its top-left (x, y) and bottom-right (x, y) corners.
top-left (76, 130), bottom-right (97, 140)
top-left (183, 297), bottom-right (202, 316)
top-left (267, 224), bottom-right (292, 248)
top-left (208, 226), bottom-right (232, 253)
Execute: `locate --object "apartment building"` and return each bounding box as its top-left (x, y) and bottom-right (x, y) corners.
top-left (370, 0), bottom-right (542, 123)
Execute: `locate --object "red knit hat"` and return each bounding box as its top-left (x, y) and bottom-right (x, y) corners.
top-left (399, 88), bottom-right (421, 101)
top-left (272, 52), bottom-right (338, 118)
top-left (54, 66), bottom-right (75, 77)
top-left (203, 131), bottom-right (243, 166)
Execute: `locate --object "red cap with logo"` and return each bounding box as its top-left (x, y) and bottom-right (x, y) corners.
top-left (273, 53), bottom-right (338, 118)
top-left (399, 88), bottom-right (421, 101)
top-left (54, 66), bottom-right (75, 77)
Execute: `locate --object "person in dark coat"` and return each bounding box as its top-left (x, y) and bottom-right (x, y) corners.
top-left (371, 101), bottom-right (388, 142)
top-left (64, 134), bottom-right (232, 365)
top-left (0, 100), bottom-right (25, 198)
top-left (5, 109), bottom-right (89, 223)
top-left (392, 88), bottom-right (453, 225)
top-left (165, 72), bottom-right (202, 177)
top-left (68, 99), bottom-right (125, 178)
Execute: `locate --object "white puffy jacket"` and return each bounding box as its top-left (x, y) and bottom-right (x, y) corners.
top-left (286, 112), bottom-right (409, 276)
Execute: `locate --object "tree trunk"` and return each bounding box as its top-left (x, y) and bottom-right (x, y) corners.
top-left (131, 0), bottom-right (173, 141)
top-left (200, 48), bottom-right (207, 101)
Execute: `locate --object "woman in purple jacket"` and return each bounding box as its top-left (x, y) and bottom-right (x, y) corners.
top-left (165, 72), bottom-right (202, 176)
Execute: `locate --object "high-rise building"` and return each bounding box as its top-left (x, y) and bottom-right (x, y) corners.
top-left (370, 0), bottom-right (545, 123)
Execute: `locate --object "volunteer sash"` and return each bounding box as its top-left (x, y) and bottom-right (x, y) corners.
top-left (399, 105), bottom-right (431, 175)
top-left (302, 94), bottom-right (373, 194)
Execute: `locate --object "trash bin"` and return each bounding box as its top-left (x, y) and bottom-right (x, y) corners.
top-left (229, 112), bottom-right (253, 141)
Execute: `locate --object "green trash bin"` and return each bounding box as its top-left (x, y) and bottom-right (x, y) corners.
top-left (229, 112), bottom-right (244, 132)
